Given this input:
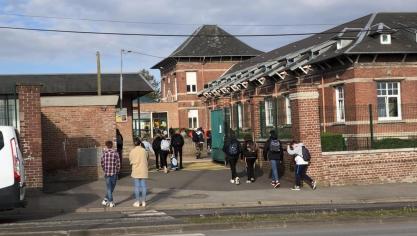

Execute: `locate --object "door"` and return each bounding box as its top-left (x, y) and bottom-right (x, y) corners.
top-left (210, 109), bottom-right (225, 162)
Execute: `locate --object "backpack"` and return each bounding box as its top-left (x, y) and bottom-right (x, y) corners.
top-left (228, 140), bottom-right (240, 156)
top-left (152, 136), bottom-right (162, 151)
top-left (197, 132), bottom-right (204, 143)
top-left (170, 155), bottom-right (178, 170)
top-left (172, 134), bottom-right (184, 147)
top-left (160, 139), bottom-right (170, 151)
top-left (269, 139), bottom-right (281, 153)
top-left (301, 146), bottom-right (311, 162)
top-left (192, 131), bottom-right (198, 142)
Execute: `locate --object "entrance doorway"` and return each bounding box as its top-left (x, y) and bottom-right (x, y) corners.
top-left (210, 109), bottom-right (225, 162)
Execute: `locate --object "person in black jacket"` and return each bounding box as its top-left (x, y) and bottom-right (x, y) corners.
top-left (223, 131), bottom-right (241, 185)
top-left (242, 138), bottom-right (258, 183)
top-left (170, 129), bottom-right (185, 169)
top-left (152, 131), bottom-right (162, 170)
top-left (263, 130), bottom-right (283, 188)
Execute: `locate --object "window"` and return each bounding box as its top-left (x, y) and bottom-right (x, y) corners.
top-left (0, 131), bottom-right (4, 150)
top-left (380, 34), bottom-right (391, 45)
top-left (265, 99), bottom-right (274, 127)
top-left (186, 71), bottom-right (197, 93)
top-left (377, 82), bottom-right (401, 120)
top-left (285, 96), bottom-right (292, 125)
top-left (335, 86), bottom-right (345, 122)
top-left (237, 103), bottom-right (243, 129)
top-left (188, 109), bottom-right (199, 129)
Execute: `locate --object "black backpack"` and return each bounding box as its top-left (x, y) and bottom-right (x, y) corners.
top-left (152, 136), bottom-right (162, 151)
top-left (269, 139), bottom-right (281, 153)
top-left (172, 134), bottom-right (184, 147)
top-left (192, 131), bottom-right (198, 142)
top-left (301, 146), bottom-right (311, 161)
top-left (228, 140), bottom-right (240, 156)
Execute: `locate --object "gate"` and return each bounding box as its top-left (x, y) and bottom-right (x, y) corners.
top-left (210, 109), bottom-right (225, 162)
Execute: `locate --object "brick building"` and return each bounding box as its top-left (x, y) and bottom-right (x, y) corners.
top-left (0, 73), bottom-right (153, 188)
top-left (144, 25), bottom-right (261, 134)
top-left (199, 12), bottom-right (417, 185)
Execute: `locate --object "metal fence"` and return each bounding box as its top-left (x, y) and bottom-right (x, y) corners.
top-left (319, 104), bottom-right (417, 151)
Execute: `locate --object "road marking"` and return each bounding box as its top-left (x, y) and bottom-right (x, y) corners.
top-left (152, 234), bottom-right (205, 236)
top-left (127, 210), bottom-right (167, 217)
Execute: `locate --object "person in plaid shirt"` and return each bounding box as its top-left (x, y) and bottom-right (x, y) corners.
top-left (101, 140), bottom-right (120, 207)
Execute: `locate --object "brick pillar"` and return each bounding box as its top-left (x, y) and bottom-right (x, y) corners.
top-left (250, 95), bottom-right (264, 140)
top-left (17, 85), bottom-right (43, 189)
top-left (289, 85), bottom-right (327, 184)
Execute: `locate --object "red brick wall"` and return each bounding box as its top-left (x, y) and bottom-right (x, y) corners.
top-left (41, 105), bottom-right (116, 178)
top-left (17, 85), bottom-right (43, 189)
top-left (322, 149), bottom-right (417, 185)
top-left (116, 97), bottom-right (134, 146)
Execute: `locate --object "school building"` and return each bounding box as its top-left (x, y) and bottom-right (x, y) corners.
top-left (199, 12), bottom-right (417, 185)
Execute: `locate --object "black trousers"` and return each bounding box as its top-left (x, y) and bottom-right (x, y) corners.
top-left (245, 158), bottom-right (256, 180)
top-left (228, 157), bottom-right (238, 179)
top-left (173, 146), bottom-right (183, 168)
top-left (154, 150), bottom-right (160, 169)
top-left (160, 150), bottom-right (169, 168)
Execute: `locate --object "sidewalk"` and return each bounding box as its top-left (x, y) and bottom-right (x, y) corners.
top-left (8, 160), bottom-right (417, 215)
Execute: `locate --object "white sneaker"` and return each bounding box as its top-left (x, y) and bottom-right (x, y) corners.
top-left (291, 186), bottom-right (301, 191)
top-left (164, 167), bottom-right (168, 173)
top-left (230, 179), bottom-right (235, 184)
top-left (246, 180), bottom-right (251, 184)
top-left (101, 199), bottom-right (108, 206)
top-left (235, 177), bottom-right (240, 185)
top-left (133, 201), bottom-right (140, 207)
top-left (312, 181), bottom-right (317, 190)
top-left (142, 201), bottom-right (146, 207)
top-left (108, 201), bottom-right (115, 207)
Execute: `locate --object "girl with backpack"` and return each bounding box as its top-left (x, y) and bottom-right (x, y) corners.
top-left (287, 140), bottom-right (317, 191)
top-left (263, 130), bottom-right (283, 188)
top-left (159, 131), bottom-right (171, 174)
top-left (222, 131), bottom-right (241, 185)
top-left (242, 139), bottom-right (258, 183)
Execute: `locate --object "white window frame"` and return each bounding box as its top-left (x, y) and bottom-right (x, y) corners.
top-left (377, 81), bottom-right (401, 121)
top-left (335, 86), bottom-right (345, 122)
top-left (380, 34), bottom-right (391, 45)
top-left (237, 103), bottom-right (243, 129)
top-left (265, 99), bottom-right (274, 127)
top-left (188, 109), bottom-right (199, 129)
top-left (285, 96), bottom-right (292, 125)
top-left (186, 71), bottom-right (197, 94)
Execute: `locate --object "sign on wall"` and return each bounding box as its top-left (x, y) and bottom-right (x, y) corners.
top-left (116, 108), bottom-right (128, 123)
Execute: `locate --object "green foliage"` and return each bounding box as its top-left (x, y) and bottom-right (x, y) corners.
top-left (372, 138), bottom-right (417, 149)
top-left (139, 69), bottom-right (160, 102)
top-left (321, 132), bottom-right (346, 152)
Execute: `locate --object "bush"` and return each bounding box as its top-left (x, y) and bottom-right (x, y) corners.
top-left (321, 132), bottom-right (346, 152)
top-left (372, 138), bottom-right (417, 149)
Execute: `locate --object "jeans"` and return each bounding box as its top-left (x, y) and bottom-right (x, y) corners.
top-left (173, 146), bottom-right (183, 168)
top-left (229, 157), bottom-right (238, 179)
top-left (133, 178), bottom-right (147, 202)
top-left (105, 175), bottom-right (117, 202)
top-left (246, 158), bottom-right (256, 180)
top-left (295, 164), bottom-right (313, 187)
top-left (270, 159), bottom-right (280, 182)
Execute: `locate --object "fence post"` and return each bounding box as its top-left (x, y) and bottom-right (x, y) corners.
top-left (368, 104), bottom-right (374, 149)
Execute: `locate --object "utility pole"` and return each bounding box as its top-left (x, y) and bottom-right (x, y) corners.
top-left (96, 51), bottom-right (101, 96)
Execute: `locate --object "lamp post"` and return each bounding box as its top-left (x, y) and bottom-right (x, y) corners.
top-left (120, 49), bottom-right (131, 110)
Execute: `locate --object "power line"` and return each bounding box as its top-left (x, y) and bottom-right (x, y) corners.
top-left (0, 12), bottom-right (337, 27)
top-left (0, 25), bottom-right (413, 38)
top-left (126, 50), bottom-right (165, 59)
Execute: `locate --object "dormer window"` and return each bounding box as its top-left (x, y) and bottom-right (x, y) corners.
top-left (380, 34), bottom-right (391, 45)
top-left (336, 39), bottom-right (353, 50)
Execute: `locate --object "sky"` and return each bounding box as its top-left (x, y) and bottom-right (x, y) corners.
top-left (0, 0), bottom-right (416, 80)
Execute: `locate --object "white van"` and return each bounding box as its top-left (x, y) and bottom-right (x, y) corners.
top-left (0, 126), bottom-right (26, 210)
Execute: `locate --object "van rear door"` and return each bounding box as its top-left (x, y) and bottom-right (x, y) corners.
top-left (0, 129), bottom-right (15, 189)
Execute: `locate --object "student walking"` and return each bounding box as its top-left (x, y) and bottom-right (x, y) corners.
top-left (159, 131), bottom-right (171, 173)
top-left (171, 129), bottom-right (185, 169)
top-left (263, 130), bottom-right (283, 188)
top-left (242, 138), bottom-right (258, 183)
top-left (101, 140), bottom-right (120, 207)
top-left (152, 132), bottom-right (162, 170)
top-left (129, 138), bottom-right (149, 207)
top-left (116, 129), bottom-right (123, 165)
top-left (223, 131), bottom-right (241, 185)
top-left (287, 140), bottom-right (317, 191)
top-left (193, 128), bottom-right (205, 159)
top-left (206, 130), bottom-right (212, 153)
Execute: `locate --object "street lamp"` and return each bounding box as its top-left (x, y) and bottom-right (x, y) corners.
top-left (120, 49), bottom-right (132, 110)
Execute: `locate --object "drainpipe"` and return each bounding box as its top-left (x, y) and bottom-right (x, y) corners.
top-left (321, 75), bottom-right (326, 133)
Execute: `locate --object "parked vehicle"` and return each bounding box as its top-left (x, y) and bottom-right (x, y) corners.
top-left (0, 126), bottom-right (26, 210)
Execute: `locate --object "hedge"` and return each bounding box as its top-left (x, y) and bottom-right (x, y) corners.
top-left (372, 138), bottom-right (417, 149)
top-left (321, 132), bottom-right (346, 152)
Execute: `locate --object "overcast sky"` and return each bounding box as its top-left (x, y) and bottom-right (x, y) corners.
top-left (0, 0), bottom-right (416, 79)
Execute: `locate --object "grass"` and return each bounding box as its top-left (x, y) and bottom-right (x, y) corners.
top-left (184, 208), bottom-right (417, 224)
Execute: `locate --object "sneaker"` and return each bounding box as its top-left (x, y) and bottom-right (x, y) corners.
top-left (230, 179), bottom-right (235, 184)
top-left (251, 178), bottom-right (255, 183)
top-left (271, 181), bottom-right (276, 186)
top-left (133, 201), bottom-right (140, 207)
top-left (108, 201), bottom-right (115, 207)
top-left (101, 198), bottom-right (108, 206)
top-left (235, 177), bottom-right (240, 185)
top-left (291, 186), bottom-right (301, 191)
top-left (246, 180), bottom-right (251, 184)
top-left (141, 201), bottom-right (146, 207)
top-left (164, 167), bottom-right (168, 174)
top-left (274, 182), bottom-right (281, 188)
top-left (312, 180), bottom-right (317, 190)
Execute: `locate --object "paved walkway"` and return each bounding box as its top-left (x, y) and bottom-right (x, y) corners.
top-left (7, 160), bottom-right (417, 216)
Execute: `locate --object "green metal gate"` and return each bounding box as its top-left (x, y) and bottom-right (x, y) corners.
top-left (210, 109), bottom-right (226, 162)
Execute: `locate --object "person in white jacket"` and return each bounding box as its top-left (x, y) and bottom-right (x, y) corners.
top-left (287, 141), bottom-right (317, 191)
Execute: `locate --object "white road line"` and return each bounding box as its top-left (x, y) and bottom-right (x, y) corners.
top-left (127, 210), bottom-right (168, 217)
top-left (151, 234), bottom-right (205, 236)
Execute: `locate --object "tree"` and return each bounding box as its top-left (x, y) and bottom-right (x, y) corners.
top-left (139, 69), bottom-right (161, 102)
